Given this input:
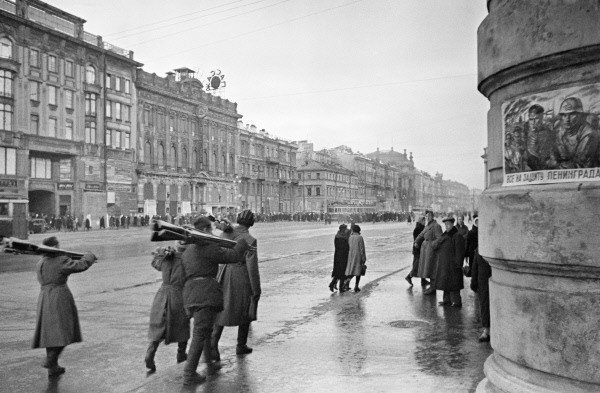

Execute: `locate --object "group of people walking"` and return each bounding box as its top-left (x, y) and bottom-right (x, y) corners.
top-left (30, 210), bottom-right (261, 387)
top-left (329, 223), bottom-right (367, 293)
top-left (405, 210), bottom-right (491, 342)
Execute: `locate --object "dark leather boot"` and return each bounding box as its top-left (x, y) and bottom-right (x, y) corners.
top-left (177, 341), bottom-right (187, 363)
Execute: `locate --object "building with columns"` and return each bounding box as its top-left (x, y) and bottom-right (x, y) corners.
top-left (135, 68), bottom-right (241, 219)
top-left (238, 123), bottom-right (297, 214)
top-left (0, 0), bottom-right (140, 229)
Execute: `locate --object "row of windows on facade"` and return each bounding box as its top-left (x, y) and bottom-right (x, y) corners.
top-left (1, 37), bottom-right (132, 92)
top-left (239, 140), bottom-right (294, 163)
top-left (0, 147), bottom-right (74, 180)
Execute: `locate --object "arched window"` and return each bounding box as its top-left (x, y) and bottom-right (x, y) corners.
top-left (212, 152), bottom-right (217, 172)
top-left (0, 37), bottom-right (12, 59)
top-left (229, 154), bottom-right (234, 174)
top-left (221, 155), bottom-right (226, 174)
top-left (182, 147), bottom-right (188, 169)
top-left (85, 65), bottom-right (96, 84)
top-left (169, 145), bottom-right (177, 168)
top-left (157, 143), bottom-right (165, 166)
top-left (203, 151), bottom-right (208, 170)
top-left (192, 149), bottom-right (198, 171)
top-left (144, 141), bottom-right (152, 164)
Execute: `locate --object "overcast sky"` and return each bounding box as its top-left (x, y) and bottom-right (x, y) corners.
top-left (51, 0), bottom-right (489, 189)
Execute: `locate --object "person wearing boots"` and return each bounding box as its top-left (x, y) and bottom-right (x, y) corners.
top-left (330, 224), bottom-right (350, 292)
top-left (406, 215), bottom-right (427, 286)
top-left (145, 244), bottom-right (190, 373)
top-left (471, 247), bottom-right (492, 342)
top-left (344, 224), bottom-right (367, 292)
top-left (432, 217), bottom-right (466, 307)
top-left (415, 210), bottom-right (443, 295)
top-left (212, 210), bottom-right (261, 362)
top-left (32, 236), bottom-right (97, 378)
top-left (181, 216), bottom-right (249, 386)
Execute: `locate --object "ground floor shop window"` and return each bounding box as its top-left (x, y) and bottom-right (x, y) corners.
top-left (30, 157), bottom-right (51, 179)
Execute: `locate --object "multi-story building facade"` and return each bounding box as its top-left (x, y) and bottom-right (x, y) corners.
top-left (295, 143), bottom-right (357, 213)
top-left (238, 123), bottom-right (297, 214)
top-left (136, 68), bottom-right (241, 218)
top-left (0, 0), bottom-right (140, 231)
top-left (366, 148), bottom-right (417, 211)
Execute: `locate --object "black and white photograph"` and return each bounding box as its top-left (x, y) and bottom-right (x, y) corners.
top-left (1, 1), bottom-right (599, 393)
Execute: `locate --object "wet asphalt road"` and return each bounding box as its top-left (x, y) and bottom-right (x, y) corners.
top-left (0, 222), bottom-right (492, 393)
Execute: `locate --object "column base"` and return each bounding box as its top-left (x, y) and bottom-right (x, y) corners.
top-left (477, 353), bottom-right (600, 393)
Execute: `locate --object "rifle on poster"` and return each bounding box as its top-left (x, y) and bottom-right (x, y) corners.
top-left (0, 235), bottom-right (85, 260)
top-left (150, 220), bottom-right (237, 248)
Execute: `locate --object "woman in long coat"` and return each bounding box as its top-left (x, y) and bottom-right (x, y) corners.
top-left (145, 245), bottom-right (190, 373)
top-left (330, 224), bottom-right (350, 292)
top-left (212, 210), bottom-right (261, 361)
top-left (406, 216), bottom-right (426, 286)
top-left (414, 210), bottom-right (443, 295)
top-left (432, 217), bottom-right (465, 307)
top-left (344, 224), bottom-right (367, 292)
top-left (32, 236), bottom-right (97, 377)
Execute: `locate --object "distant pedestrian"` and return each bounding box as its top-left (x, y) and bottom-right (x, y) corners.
top-left (344, 224), bottom-right (367, 292)
top-left (212, 210), bottom-right (261, 362)
top-left (99, 216), bottom-right (105, 229)
top-left (330, 224), bottom-right (350, 292)
top-left (145, 245), bottom-right (190, 373)
top-left (32, 236), bottom-right (97, 377)
top-left (470, 248), bottom-right (491, 342)
top-left (432, 217), bottom-right (465, 307)
top-left (414, 210), bottom-right (442, 295)
top-left (406, 216), bottom-right (426, 286)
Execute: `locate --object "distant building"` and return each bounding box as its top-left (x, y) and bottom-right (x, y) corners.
top-left (0, 0), bottom-right (140, 225)
top-left (135, 67), bottom-right (241, 218)
top-left (238, 123), bottom-right (297, 214)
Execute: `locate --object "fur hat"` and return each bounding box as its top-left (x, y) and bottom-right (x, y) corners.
top-left (442, 217), bottom-right (455, 224)
top-left (237, 209), bottom-right (255, 227)
top-left (193, 216), bottom-right (212, 230)
top-left (42, 236), bottom-right (59, 247)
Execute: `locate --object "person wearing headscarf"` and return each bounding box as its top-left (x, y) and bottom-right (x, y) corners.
top-left (344, 224), bottom-right (367, 292)
top-left (144, 244), bottom-right (190, 373)
top-left (406, 216), bottom-right (426, 286)
top-left (181, 216), bottom-right (249, 386)
top-left (211, 210), bottom-right (261, 362)
top-left (432, 217), bottom-right (466, 307)
top-left (32, 236), bottom-right (97, 378)
top-left (330, 224), bottom-right (351, 292)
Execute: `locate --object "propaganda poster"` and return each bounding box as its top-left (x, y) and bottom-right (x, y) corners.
top-left (502, 83), bottom-right (600, 186)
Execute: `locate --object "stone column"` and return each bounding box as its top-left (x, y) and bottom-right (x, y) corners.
top-left (477, 1), bottom-right (600, 392)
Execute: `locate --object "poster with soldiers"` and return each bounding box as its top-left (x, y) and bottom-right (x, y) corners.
top-left (502, 83), bottom-right (600, 186)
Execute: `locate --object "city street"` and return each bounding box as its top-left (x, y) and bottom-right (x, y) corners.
top-left (0, 222), bottom-right (491, 393)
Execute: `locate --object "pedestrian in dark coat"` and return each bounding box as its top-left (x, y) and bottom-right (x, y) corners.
top-left (212, 210), bottom-right (261, 361)
top-left (415, 210), bottom-right (443, 295)
top-left (406, 216), bottom-right (426, 286)
top-left (471, 248), bottom-right (492, 342)
top-left (145, 245), bottom-right (190, 373)
top-left (32, 236), bottom-right (97, 377)
top-left (432, 217), bottom-right (465, 307)
top-left (99, 216), bottom-right (105, 229)
top-left (465, 216), bottom-right (479, 275)
top-left (330, 224), bottom-right (350, 292)
top-left (181, 216), bottom-right (248, 386)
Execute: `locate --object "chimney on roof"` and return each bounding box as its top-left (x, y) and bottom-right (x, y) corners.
top-left (404, 149), bottom-right (407, 158)
top-left (166, 71), bottom-right (175, 84)
top-left (410, 152), bottom-right (413, 161)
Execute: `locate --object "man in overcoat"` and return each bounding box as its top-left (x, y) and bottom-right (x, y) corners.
top-left (180, 216), bottom-right (248, 386)
top-left (32, 236), bottom-right (97, 377)
top-left (212, 210), bottom-right (261, 361)
top-left (432, 217), bottom-right (466, 307)
top-left (414, 210), bottom-right (443, 295)
top-left (144, 244), bottom-right (190, 373)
